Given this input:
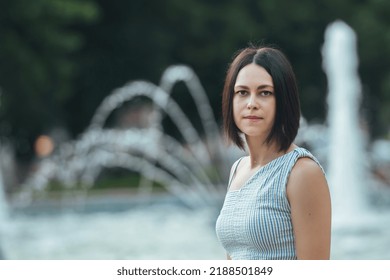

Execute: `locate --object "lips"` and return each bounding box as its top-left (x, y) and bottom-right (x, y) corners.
top-left (243, 115), bottom-right (263, 120)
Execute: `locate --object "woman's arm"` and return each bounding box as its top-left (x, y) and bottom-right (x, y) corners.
top-left (287, 157), bottom-right (332, 260)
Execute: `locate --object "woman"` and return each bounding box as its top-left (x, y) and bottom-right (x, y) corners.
top-left (215, 45), bottom-right (331, 260)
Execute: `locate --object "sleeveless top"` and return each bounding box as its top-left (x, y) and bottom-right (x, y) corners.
top-left (215, 147), bottom-right (324, 260)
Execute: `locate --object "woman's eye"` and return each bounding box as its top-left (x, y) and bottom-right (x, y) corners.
top-left (260, 91), bottom-right (272, 96)
top-left (236, 90), bottom-right (247, 96)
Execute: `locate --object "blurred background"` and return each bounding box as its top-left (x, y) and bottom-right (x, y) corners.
top-left (0, 0), bottom-right (389, 259)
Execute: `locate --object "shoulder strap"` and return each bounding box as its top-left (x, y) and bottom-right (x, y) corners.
top-left (283, 147), bottom-right (327, 192)
top-left (294, 147), bottom-right (326, 174)
top-left (227, 157), bottom-right (245, 190)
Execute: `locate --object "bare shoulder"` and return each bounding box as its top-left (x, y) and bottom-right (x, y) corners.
top-left (287, 157), bottom-right (331, 260)
top-left (287, 157), bottom-right (329, 200)
top-left (292, 157), bottom-right (324, 177)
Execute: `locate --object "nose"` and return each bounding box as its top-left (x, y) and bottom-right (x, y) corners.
top-left (247, 94), bottom-right (258, 109)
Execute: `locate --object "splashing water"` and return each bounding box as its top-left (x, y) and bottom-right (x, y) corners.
top-left (322, 20), bottom-right (369, 221)
top-left (322, 20), bottom-right (390, 259)
top-left (17, 65), bottom-right (229, 208)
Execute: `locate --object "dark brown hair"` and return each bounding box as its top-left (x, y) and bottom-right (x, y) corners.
top-left (221, 45), bottom-right (300, 151)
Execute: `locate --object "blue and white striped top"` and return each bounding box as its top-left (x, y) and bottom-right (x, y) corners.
top-left (215, 147), bottom-right (323, 260)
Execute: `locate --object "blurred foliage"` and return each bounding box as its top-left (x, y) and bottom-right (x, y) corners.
top-left (0, 0), bottom-right (99, 157)
top-left (0, 0), bottom-right (390, 161)
top-left (44, 172), bottom-right (163, 192)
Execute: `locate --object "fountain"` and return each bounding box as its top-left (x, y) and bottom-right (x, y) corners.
top-left (323, 20), bottom-right (368, 220)
top-left (0, 20), bottom-right (389, 259)
top-left (15, 65), bottom-right (229, 209)
top-left (322, 20), bottom-right (390, 259)
top-left (2, 64), bottom-right (231, 259)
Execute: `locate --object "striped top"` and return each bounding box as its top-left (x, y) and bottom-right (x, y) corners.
top-left (215, 147), bottom-right (323, 260)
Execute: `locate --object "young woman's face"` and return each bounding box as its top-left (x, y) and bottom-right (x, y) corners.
top-left (233, 63), bottom-right (276, 140)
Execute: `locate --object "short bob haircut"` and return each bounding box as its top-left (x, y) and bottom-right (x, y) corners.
top-left (222, 45), bottom-right (300, 151)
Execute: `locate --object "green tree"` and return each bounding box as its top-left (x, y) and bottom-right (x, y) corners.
top-left (0, 0), bottom-right (99, 158)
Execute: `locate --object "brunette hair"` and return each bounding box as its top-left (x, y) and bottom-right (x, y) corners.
top-left (221, 45), bottom-right (300, 151)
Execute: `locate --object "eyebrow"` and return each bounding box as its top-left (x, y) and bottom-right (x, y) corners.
top-left (234, 84), bottom-right (274, 90)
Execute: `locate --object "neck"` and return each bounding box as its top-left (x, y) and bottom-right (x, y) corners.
top-left (245, 136), bottom-right (294, 169)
